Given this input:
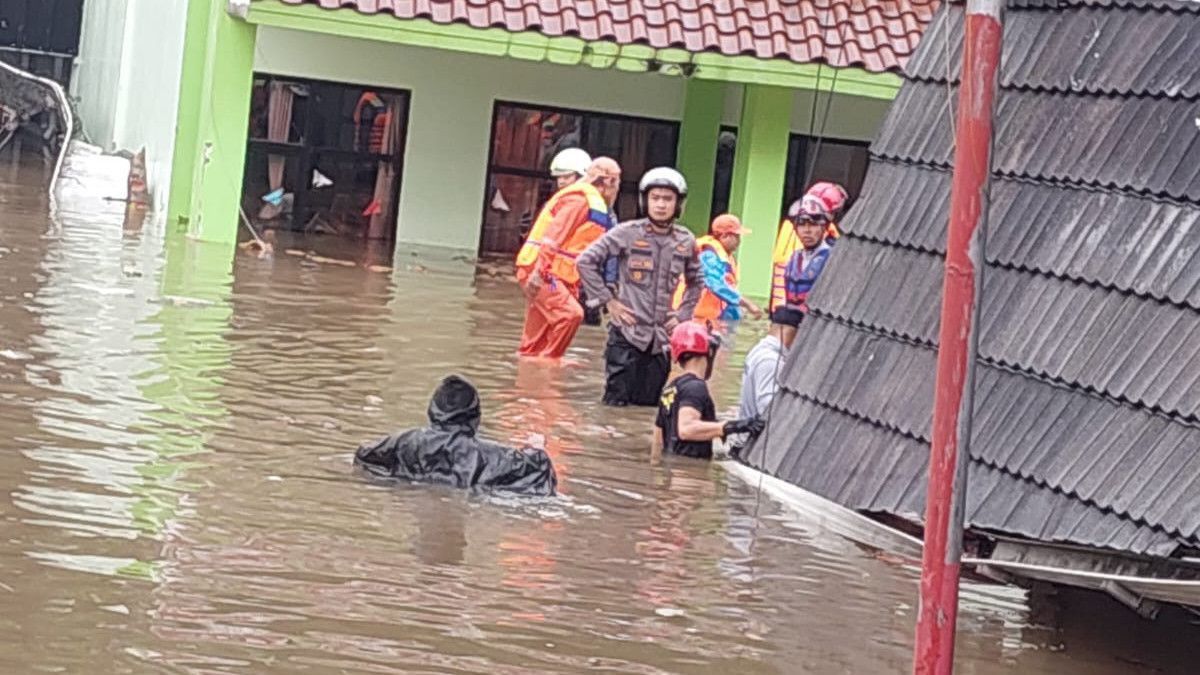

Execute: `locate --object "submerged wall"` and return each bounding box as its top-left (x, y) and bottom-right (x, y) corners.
top-left (72, 0), bottom-right (188, 214)
top-left (255, 26), bottom-right (890, 254)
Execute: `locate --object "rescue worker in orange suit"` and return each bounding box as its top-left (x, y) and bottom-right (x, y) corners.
top-left (577, 168), bottom-right (704, 407)
top-left (515, 157), bottom-right (622, 358)
top-left (549, 148), bottom-right (592, 190)
top-left (672, 214), bottom-right (763, 323)
top-left (769, 182), bottom-right (848, 311)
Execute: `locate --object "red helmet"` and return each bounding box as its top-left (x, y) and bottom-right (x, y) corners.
top-left (670, 321), bottom-right (713, 362)
top-left (806, 181), bottom-right (849, 219)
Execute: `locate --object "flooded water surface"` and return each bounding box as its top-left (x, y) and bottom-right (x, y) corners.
top-left (2, 163), bottom-right (1196, 673)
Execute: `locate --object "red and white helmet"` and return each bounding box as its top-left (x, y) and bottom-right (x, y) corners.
top-left (806, 182), bottom-right (849, 219)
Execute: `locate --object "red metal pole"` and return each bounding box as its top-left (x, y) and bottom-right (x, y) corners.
top-left (912, 1), bottom-right (1004, 674)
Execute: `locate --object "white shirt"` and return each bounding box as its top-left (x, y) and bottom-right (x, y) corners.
top-left (739, 334), bottom-right (785, 419)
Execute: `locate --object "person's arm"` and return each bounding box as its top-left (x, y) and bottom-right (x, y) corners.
top-left (651, 427), bottom-right (664, 465)
top-left (576, 226), bottom-right (624, 307)
top-left (534, 195), bottom-right (590, 276)
top-left (676, 239), bottom-right (704, 321)
top-left (677, 406), bottom-right (728, 442)
top-left (699, 249), bottom-right (741, 306)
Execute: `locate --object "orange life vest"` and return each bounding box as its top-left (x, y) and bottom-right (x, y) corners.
top-left (770, 220), bottom-right (839, 311)
top-left (673, 235), bottom-right (737, 322)
top-left (515, 182), bottom-right (612, 287)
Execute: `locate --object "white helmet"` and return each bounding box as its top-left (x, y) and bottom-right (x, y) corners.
top-left (549, 148), bottom-right (592, 178)
top-left (638, 167), bottom-right (688, 218)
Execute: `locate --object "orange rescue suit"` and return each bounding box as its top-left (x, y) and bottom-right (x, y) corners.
top-left (672, 235), bottom-right (738, 322)
top-left (515, 182), bottom-right (612, 358)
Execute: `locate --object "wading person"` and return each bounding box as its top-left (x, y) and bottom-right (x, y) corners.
top-left (651, 322), bottom-right (765, 462)
top-left (515, 157), bottom-right (622, 358)
top-left (672, 213), bottom-right (763, 323)
top-left (738, 305), bottom-right (804, 419)
top-left (770, 182), bottom-right (847, 311)
top-left (354, 375), bottom-right (557, 495)
top-left (549, 148), bottom-right (591, 190)
top-left (577, 167), bottom-right (704, 407)
top-left (779, 185), bottom-right (842, 314)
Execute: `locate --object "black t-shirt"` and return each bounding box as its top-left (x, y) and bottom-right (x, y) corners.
top-left (655, 372), bottom-right (717, 459)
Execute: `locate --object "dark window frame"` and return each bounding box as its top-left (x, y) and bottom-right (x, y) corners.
top-left (709, 128), bottom-right (872, 221)
top-left (478, 99), bottom-right (681, 256)
top-left (244, 72), bottom-right (412, 243)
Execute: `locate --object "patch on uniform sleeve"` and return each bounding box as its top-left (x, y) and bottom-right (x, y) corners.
top-left (676, 243), bottom-right (690, 254)
top-left (660, 386), bottom-right (676, 410)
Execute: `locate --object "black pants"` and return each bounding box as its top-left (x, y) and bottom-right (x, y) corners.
top-left (603, 329), bottom-right (670, 407)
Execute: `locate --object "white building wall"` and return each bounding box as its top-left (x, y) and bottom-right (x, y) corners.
top-left (256, 27), bottom-right (890, 253)
top-left (72, 0), bottom-right (189, 215)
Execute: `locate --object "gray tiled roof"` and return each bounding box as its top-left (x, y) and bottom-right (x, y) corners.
top-left (744, 0), bottom-right (1200, 557)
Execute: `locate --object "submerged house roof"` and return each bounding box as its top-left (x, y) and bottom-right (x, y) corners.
top-left (745, 0), bottom-right (1200, 559)
top-left (278, 0), bottom-right (941, 73)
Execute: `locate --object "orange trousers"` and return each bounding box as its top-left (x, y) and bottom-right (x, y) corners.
top-left (518, 270), bottom-right (584, 358)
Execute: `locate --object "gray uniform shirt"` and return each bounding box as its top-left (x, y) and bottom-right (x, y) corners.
top-left (577, 219), bottom-right (703, 353)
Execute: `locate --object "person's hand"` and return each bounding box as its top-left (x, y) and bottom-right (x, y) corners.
top-left (607, 299), bottom-right (636, 326)
top-left (523, 272), bottom-right (545, 300)
top-left (664, 315), bottom-right (680, 333)
top-left (722, 416), bottom-right (766, 439)
top-left (743, 299), bottom-right (764, 321)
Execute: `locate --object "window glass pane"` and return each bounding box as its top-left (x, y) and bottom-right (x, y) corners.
top-left (481, 103), bottom-right (680, 254)
top-left (243, 75), bottom-right (409, 243)
top-left (710, 128), bottom-right (737, 218)
top-left (248, 77), bottom-right (308, 144)
top-left (492, 105), bottom-right (583, 172)
top-left (481, 173), bottom-right (554, 255)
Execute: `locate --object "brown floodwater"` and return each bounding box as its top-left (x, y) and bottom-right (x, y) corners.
top-left (1, 160), bottom-right (1197, 674)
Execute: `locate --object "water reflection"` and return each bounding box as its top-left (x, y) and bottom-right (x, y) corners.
top-left (1, 162), bottom-right (1198, 673)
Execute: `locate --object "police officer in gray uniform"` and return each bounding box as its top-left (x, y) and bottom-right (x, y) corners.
top-left (577, 168), bottom-right (704, 406)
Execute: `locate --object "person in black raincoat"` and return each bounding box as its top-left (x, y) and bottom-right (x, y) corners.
top-left (354, 375), bottom-right (558, 496)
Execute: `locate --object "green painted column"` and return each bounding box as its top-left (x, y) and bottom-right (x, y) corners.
top-left (166, 0), bottom-right (257, 243)
top-left (675, 79), bottom-right (724, 235)
top-left (728, 84), bottom-right (793, 300)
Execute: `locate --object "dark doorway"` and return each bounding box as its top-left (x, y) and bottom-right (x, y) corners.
top-left (243, 74), bottom-right (410, 247)
top-left (0, 0), bottom-right (83, 85)
top-left (710, 130), bottom-right (871, 220)
top-left (479, 101), bottom-right (679, 256)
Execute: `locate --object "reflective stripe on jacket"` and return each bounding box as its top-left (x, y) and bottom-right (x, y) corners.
top-left (515, 182), bottom-right (613, 286)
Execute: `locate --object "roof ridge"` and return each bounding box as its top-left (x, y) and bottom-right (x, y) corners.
top-left (903, 74), bottom-right (1200, 102)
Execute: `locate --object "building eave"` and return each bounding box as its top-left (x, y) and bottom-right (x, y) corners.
top-left (243, 0), bottom-right (903, 100)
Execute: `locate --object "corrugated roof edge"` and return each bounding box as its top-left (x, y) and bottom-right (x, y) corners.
top-left (774, 368), bottom-right (1198, 552)
top-left (908, 3), bottom-right (1200, 98)
top-left (866, 150), bottom-right (1200, 206)
top-left (803, 305), bottom-right (1200, 437)
top-left (1008, 0), bottom-right (1200, 12)
top-left (785, 313), bottom-right (1200, 547)
top-left (903, 74), bottom-right (1200, 101)
top-left (841, 166), bottom-right (1200, 312)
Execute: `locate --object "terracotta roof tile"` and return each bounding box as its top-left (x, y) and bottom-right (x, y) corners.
top-left (282, 0), bottom-right (939, 72)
